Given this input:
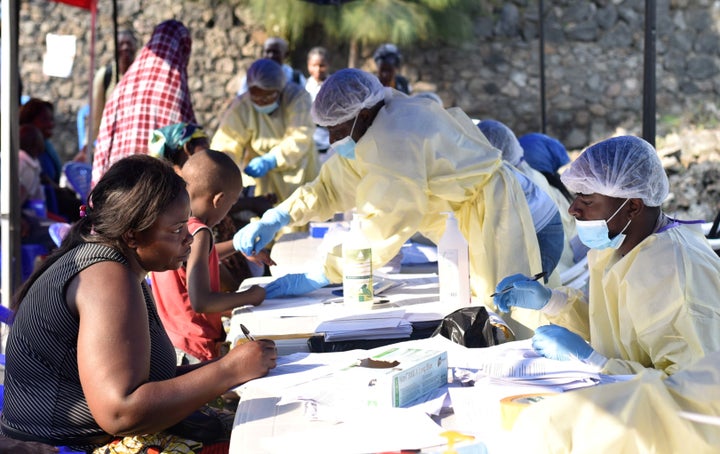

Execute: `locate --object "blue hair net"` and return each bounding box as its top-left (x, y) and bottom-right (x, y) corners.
top-left (247, 58), bottom-right (286, 91)
top-left (477, 120), bottom-right (523, 166)
top-left (518, 133), bottom-right (570, 174)
top-left (561, 136), bottom-right (669, 207)
top-left (311, 68), bottom-right (386, 127)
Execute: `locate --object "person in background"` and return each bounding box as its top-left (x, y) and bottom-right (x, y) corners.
top-left (234, 68), bottom-right (547, 339)
top-left (373, 43), bottom-right (410, 94)
top-left (152, 149), bottom-right (272, 365)
top-left (305, 46), bottom-right (332, 160)
top-left (519, 132), bottom-right (588, 265)
top-left (493, 136), bottom-right (720, 375)
top-left (0, 155), bottom-right (277, 452)
top-left (211, 58), bottom-right (318, 206)
top-left (148, 121), bottom-right (210, 173)
top-left (19, 98), bottom-right (82, 222)
top-left (90, 28), bottom-right (138, 147)
top-left (92, 20), bottom-right (195, 186)
top-left (18, 124), bottom-right (55, 251)
top-left (237, 37), bottom-right (306, 96)
top-left (518, 132), bottom-right (573, 202)
top-left (477, 119), bottom-right (571, 278)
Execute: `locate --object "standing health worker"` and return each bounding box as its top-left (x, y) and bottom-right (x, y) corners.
top-left (234, 68), bottom-right (550, 339)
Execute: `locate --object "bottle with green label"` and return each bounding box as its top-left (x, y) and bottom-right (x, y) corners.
top-left (343, 214), bottom-right (373, 306)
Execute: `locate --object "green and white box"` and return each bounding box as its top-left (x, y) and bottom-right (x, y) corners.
top-left (342, 347), bottom-right (448, 408)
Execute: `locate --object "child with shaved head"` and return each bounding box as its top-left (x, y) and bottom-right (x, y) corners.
top-left (151, 149), bottom-right (274, 364)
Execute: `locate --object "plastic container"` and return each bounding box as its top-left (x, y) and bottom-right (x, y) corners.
top-left (438, 211), bottom-right (470, 306)
top-left (342, 214), bottom-right (373, 307)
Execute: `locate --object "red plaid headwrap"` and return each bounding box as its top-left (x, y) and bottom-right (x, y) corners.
top-left (92, 20), bottom-right (196, 185)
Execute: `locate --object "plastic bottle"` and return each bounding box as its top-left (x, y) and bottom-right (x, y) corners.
top-left (438, 211), bottom-right (470, 307)
top-left (342, 214), bottom-right (374, 307)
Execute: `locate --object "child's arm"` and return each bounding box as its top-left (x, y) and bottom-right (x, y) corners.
top-left (187, 229), bottom-right (265, 313)
top-left (216, 239), bottom-right (277, 268)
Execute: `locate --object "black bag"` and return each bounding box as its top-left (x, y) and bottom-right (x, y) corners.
top-left (432, 306), bottom-right (515, 348)
top-left (166, 406), bottom-right (231, 443)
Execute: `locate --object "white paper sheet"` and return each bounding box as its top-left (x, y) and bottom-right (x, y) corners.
top-left (43, 33), bottom-right (76, 78)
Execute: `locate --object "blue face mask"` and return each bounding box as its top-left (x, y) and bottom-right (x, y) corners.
top-left (575, 198), bottom-right (632, 250)
top-left (330, 115), bottom-right (359, 160)
top-left (252, 101), bottom-right (279, 115)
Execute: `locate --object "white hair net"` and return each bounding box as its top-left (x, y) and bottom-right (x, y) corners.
top-left (477, 119), bottom-right (523, 166)
top-left (561, 136), bottom-right (669, 207)
top-left (311, 68), bottom-right (386, 127)
top-left (246, 58), bottom-right (286, 91)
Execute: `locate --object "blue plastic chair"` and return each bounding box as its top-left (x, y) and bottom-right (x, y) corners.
top-left (63, 162), bottom-right (92, 205)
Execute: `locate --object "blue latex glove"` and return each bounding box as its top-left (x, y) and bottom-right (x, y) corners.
top-left (532, 324), bottom-right (594, 362)
top-left (233, 208), bottom-right (290, 255)
top-left (244, 154), bottom-right (277, 177)
top-left (493, 273), bottom-right (552, 313)
top-left (264, 272), bottom-right (330, 298)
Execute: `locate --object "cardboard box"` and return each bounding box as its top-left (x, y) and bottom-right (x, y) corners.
top-left (340, 347), bottom-right (448, 408)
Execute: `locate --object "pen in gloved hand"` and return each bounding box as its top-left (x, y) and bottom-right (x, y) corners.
top-left (490, 271), bottom-right (547, 297)
top-left (240, 324), bottom-right (256, 341)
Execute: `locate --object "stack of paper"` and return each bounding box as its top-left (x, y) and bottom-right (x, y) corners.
top-left (315, 308), bottom-right (413, 341)
top-left (470, 341), bottom-right (631, 392)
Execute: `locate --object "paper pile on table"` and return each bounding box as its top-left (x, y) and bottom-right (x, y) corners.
top-left (316, 307), bottom-right (413, 341)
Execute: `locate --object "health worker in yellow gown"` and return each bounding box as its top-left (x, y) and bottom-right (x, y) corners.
top-left (233, 68), bottom-right (550, 339)
top-left (493, 135), bottom-right (720, 375)
top-left (211, 58), bottom-right (319, 203)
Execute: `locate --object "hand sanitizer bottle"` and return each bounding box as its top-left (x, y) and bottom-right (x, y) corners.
top-left (438, 211), bottom-right (470, 306)
top-left (343, 214), bottom-right (374, 307)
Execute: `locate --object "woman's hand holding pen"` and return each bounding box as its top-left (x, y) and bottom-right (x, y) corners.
top-left (492, 273), bottom-right (551, 313)
top-left (225, 333), bottom-right (277, 385)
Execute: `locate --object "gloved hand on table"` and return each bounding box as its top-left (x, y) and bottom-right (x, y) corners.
top-left (264, 271), bottom-right (330, 298)
top-left (233, 208), bottom-right (290, 255)
top-left (493, 273), bottom-right (552, 313)
top-left (532, 324), bottom-right (607, 367)
top-left (244, 154), bottom-right (277, 177)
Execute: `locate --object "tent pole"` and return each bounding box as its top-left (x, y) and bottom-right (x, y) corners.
top-left (642, 0), bottom-right (656, 146)
top-left (539, 0), bottom-right (546, 134)
top-left (86, 0), bottom-right (97, 161)
top-left (1, 0), bottom-right (22, 308)
top-left (113, 0), bottom-right (119, 84)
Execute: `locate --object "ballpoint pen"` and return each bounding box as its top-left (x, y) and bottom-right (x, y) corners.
top-left (489, 271), bottom-right (547, 297)
top-left (240, 324), bottom-right (256, 341)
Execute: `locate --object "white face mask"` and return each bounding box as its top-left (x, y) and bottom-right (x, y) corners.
top-left (330, 115), bottom-right (359, 160)
top-left (575, 198), bottom-right (632, 250)
top-left (252, 100), bottom-right (279, 115)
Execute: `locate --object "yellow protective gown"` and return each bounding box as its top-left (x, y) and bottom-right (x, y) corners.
top-left (516, 160), bottom-right (577, 276)
top-left (547, 221), bottom-right (720, 375)
top-left (511, 351), bottom-right (720, 453)
top-left (210, 82), bottom-right (319, 202)
top-left (277, 93), bottom-right (547, 338)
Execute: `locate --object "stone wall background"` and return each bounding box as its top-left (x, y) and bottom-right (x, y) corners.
top-left (16, 0), bottom-right (720, 163)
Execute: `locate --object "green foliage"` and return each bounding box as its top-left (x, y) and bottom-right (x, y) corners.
top-left (241, 0), bottom-right (483, 51)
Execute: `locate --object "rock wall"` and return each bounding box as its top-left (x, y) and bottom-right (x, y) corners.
top-left (16, 0), bottom-right (720, 162)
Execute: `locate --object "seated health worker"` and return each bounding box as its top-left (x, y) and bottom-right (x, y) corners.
top-left (0, 155), bottom-right (277, 452)
top-left (477, 119), bottom-right (565, 280)
top-left (211, 58), bottom-right (319, 205)
top-left (493, 136), bottom-right (720, 375)
top-left (233, 68), bottom-right (550, 339)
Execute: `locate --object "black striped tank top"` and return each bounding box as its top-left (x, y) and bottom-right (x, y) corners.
top-left (1, 243), bottom-right (177, 450)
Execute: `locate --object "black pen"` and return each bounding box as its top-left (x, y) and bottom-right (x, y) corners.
top-left (490, 271), bottom-right (547, 297)
top-left (240, 324), bottom-right (256, 341)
